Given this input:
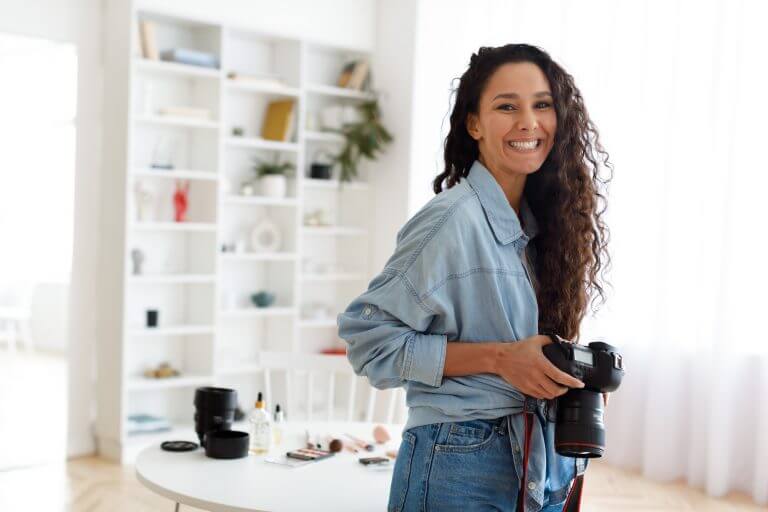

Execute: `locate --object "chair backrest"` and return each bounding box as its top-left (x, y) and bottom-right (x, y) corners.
top-left (257, 351), bottom-right (407, 424)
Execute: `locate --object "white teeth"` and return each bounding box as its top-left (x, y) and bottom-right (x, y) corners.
top-left (508, 140), bottom-right (540, 150)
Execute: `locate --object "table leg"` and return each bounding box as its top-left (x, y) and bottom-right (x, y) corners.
top-left (174, 503), bottom-right (180, 512)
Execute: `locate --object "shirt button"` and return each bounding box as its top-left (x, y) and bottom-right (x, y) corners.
top-left (528, 482), bottom-right (537, 491)
top-left (513, 445), bottom-right (520, 453)
top-left (362, 306), bottom-right (372, 315)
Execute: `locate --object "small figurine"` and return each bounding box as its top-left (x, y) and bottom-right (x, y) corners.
top-left (143, 362), bottom-right (180, 379)
top-left (134, 180), bottom-right (154, 221)
top-left (173, 180), bottom-right (190, 222)
top-left (131, 248), bottom-right (145, 275)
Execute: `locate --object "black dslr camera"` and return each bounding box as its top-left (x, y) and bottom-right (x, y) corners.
top-left (542, 335), bottom-right (625, 458)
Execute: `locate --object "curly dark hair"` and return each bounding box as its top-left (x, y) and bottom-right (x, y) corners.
top-left (433, 43), bottom-right (613, 342)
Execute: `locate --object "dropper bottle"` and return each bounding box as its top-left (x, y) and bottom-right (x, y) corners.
top-left (273, 403), bottom-right (285, 446)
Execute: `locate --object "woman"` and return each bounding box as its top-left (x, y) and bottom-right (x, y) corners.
top-left (337, 43), bottom-right (612, 511)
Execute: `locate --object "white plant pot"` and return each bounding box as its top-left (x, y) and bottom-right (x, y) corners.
top-left (260, 175), bottom-right (287, 198)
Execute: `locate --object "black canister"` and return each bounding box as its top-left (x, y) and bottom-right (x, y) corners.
top-left (204, 430), bottom-right (250, 459)
top-left (193, 387), bottom-right (238, 447)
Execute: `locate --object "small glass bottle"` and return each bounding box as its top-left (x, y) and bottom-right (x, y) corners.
top-left (272, 403), bottom-right (285, 446)
top-left (249, 392), bottom-right (272, 455)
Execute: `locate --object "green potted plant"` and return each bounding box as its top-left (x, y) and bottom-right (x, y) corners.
top-left (251, 156), bottom-right (294, 198)
top-left (333, 99), bottom-right (393, 183)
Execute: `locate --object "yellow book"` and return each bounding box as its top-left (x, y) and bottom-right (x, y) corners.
top-left (261, 100), bottom-right (295, 141)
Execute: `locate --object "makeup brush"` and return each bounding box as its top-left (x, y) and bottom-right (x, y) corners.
top-left (344, 432), bottom-right (375, 452)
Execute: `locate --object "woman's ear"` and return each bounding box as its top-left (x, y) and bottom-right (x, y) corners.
top-left (466, 113), bottom-right (480, 141)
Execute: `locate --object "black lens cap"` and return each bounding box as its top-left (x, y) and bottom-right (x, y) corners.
top-left (161, 440), bottom-right (199, 452)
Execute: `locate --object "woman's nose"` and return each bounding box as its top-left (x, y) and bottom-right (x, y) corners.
top-left (517, 109), bottom-right (539, 131)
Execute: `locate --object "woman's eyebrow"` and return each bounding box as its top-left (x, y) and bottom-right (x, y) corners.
top-left (492, 91), bottom-right (553, 100)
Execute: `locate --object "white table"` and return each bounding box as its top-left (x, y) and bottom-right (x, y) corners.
top-left (136, 421), bottom-right (404, 512)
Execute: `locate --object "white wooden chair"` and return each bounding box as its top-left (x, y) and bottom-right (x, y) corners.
top-left (0, 281), bottom-right (35, 352)
top-left (256, 351), bottom-right (407, 425)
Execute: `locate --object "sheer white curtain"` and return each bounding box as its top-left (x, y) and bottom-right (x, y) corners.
top-left (411, 0), bottom-right (768, 504)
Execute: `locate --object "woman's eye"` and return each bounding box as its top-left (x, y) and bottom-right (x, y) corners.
top-left (497, 102), bottom-right (552, 111)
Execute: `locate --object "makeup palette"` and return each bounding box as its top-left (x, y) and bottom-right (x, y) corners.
top-left (286, 447), bottom-right (334, 461)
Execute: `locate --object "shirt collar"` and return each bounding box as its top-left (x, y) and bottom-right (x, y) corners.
top-left (465, 159), bottom-right (539, 245)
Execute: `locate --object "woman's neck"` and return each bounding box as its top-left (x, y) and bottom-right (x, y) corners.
top-left (478, 155), bottom-right (526, 216)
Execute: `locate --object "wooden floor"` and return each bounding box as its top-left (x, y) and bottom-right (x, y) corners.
top-left (0, 456), bottom-right (763, 511)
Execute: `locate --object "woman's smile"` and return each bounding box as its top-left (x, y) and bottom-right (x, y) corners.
top-left (505, 138), bottom-right (543, 154)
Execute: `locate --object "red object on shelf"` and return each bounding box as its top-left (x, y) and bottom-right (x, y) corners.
top-left (173, 180), bottom-right (190, 222)
top-left (320, 348), bottom-right (347, 355)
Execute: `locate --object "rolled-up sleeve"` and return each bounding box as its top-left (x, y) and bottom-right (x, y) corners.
top-left (337, 268), bottom-right (447, 389)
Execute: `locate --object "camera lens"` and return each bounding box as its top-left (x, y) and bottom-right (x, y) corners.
top-left (554, 389), bottom-right (605, 458)
top-left (193, 387), bottom-right (238, 447)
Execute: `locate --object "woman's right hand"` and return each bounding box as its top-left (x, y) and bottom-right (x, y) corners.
top-left (493, 335), bottom-right (585, 399)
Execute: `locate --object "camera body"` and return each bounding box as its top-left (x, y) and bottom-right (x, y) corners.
top-left (542, 336), bottom-right (625, 458)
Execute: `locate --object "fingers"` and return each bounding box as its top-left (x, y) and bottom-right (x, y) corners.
top-left (540, 359), bottom-right (585, 389)
top-left (536, 379), bottom-right (569, 400)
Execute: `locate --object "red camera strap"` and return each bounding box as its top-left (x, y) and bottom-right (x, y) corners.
top-left (516, 411), bottom-right (584, 512)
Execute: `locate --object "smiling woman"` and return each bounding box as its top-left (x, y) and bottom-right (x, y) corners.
top-left (338, 43), bottom-right (613, 512)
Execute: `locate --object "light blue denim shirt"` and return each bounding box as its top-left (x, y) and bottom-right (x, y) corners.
top-left (337, 159), bottom-right (588, 510)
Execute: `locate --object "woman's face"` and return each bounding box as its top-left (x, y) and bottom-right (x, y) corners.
top-left (466, 62), bottom-right (557, 177)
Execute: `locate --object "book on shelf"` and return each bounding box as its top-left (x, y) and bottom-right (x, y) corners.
top-left (160, 48), bottom-right (219, 69)
top-left (261, 100), bottom-right (295, 142)
top-left (346, 60), bottom-right (370, 90)
top-left (138, 20), bottom-right (159, 60)
top-left (126, 414), bottom-right (172, 435)
top-left (337, 61), bottom-right (356, 87)
top-left (337, 60), bottom-right (370, 90)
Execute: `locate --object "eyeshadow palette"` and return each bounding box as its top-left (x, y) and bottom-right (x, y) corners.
top-left (286, 447), bottom-right (335, 461)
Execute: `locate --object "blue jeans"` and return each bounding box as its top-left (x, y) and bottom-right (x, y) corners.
top-left (387, 416), bottom-right (570, 511)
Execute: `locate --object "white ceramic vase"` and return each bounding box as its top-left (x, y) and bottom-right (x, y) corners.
top-left (260, 175), bottom-right (287, 198)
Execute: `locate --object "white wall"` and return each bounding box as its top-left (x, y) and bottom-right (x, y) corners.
top-left (136, 0), bottom-right (376, 51)
top-left (369, 0), bottom-right (420, 271)
top-left (0, 0), bottom-right (104, 458)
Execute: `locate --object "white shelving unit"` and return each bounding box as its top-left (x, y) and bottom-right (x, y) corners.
top-left (98, 6), bottom-right (379, 463)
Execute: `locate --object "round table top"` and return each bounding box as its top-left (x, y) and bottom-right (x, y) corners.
top-left (135, 421), bottom-right (404, 512)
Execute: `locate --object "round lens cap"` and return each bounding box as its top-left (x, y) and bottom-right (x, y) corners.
top-left (161, 440), bottom-right (199, 452)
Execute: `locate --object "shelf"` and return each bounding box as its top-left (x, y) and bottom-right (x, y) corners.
top-left (304, 130), bottom-right (345, 143)
top-left (218, 307), bottom-right (297, 319)
top-left (216, 362), bottom-right (262, 376)
top-left (110, 9), bottom-right (380, 465)
top-left (222, 195), bottom-right (297, 207)
top-left (134, 114), bottom-right (219, 130)
top-left (299, 317), bottom-right (338, 328)
top-left (128, 325), bottom-right (215, 337)
top-left (131, 222), bottom-right (217, 232)
top-left (126, 374), bottom-right (213, 391)
top-left (128, 274), bottom-right (216, 284)
top-left (225, 80), bottom-right (300, 97)
top-left (133, 58), bottom-right (221, 79)
top-left (220, 252), bottom-right (298, 261)
top-left (303, 178), bottom-right (369, 191)
top-left (226, 136), bottom-right (299, 152)
top-left (132, 168), bottom-right (219, 181)
top-left (305, 83), bottom-right (376, 100)
top-left (300, 273), bottom-right (365, 282)
top-left (302, 226), bottom-right (368, 237)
